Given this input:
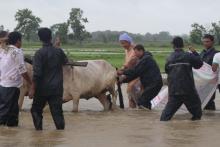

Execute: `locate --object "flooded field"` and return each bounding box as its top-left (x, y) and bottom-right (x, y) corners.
top-left (0, 85), bottom-right (220, 147)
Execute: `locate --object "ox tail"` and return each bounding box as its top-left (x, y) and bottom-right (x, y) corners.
top-left (116, 68), bottom-right (124, 109)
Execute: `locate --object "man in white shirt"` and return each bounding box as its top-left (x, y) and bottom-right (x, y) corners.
top-left (0, 31), bottom-right (31, 127)
top-left (212, 53), bottom-right (220, 87)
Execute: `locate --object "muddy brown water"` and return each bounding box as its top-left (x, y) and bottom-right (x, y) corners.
top-left (1, 85), bottom-right (220, 147)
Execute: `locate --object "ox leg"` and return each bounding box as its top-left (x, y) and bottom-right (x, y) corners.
top-left (109, 85), bottom-right (118, 110)
top-left (18, 94), bottom-right (25, 110)
top-left (97, 93), bottom-right (111, 111)
top-left (72, 98), bottom-right (79, 112)
top-left (18, 86), bottom-right (28, 110)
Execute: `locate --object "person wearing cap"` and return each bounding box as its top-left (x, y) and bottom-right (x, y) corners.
top-left (160, 37), bottom-right (203, 121)
top-left (117, 44), bottom-right (162, 110)
top-left (0, 31), bottom-right (32, 126)
top-left (119, 33), bottom-right (141, 108)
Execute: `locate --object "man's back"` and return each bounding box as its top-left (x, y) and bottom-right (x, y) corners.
top-left (33, 43), bottom-right (67, 97)
top-left (124, 51), bottom-right (162, 88)
top-left (166, 49), bottom-right (203, 95)
top-left (0, 45), bottom-right (26, 88)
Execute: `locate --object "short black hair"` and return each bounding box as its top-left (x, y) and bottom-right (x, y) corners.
top-left (0, 31), bottom-right (8, 38)
top-left (172, 36), bottom-right (184, 48)
top-left (134, 44), bottom-right (145, 52)
top-left (8, 32), bottom-right (22, 45)
top-left (38, 28), bottom-right (52, 43)
top-left (203, 34), bottom-right (214, 42)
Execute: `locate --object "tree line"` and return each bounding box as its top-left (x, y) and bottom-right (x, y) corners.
top-left (190, 22), bottom-right (220, 45)
top-left (1, 8), bottom-right (220, 45)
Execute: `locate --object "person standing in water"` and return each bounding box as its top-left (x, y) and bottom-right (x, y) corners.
top-left (212, 52), bottom-right (220, 91)
top-left (189, 34), bottom-right (218, 110)
top-left (0, 31), bottom-right (32, 126)
top-left (117, 44), bottom-right (163, 110)
top-left (29, 28), bottom-right (68, 130)
top-left (119, 33), bottom-right (141, 108)
top-left (160, 37), bottom-right (203, 121)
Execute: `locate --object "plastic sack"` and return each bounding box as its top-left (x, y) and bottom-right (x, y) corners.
top-left (151, 63), bottom-right (218, 112)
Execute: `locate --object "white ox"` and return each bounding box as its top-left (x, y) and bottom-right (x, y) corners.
top-left (19, 60), bottom-right (118, 112)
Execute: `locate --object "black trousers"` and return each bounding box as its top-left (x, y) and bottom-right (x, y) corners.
top-left (160, 93), bottom-right (202, 121)
top-left (31, 95), bottom-right (65, 130)
top-left (204, 92), bottom-right (216, 110)
top-left (137, 81), bottom-right (163, 109)
top-left (0, 86), bottom-right (20, 126)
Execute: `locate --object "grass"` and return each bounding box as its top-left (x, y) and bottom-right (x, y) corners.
top-left (22, 43), bottom-right (220, 72)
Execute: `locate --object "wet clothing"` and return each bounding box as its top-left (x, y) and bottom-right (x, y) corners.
top-left (160, 94), bottom-right (202, 121)
top-left (31, 43), bottom-right (67, 130)
top-left (0, 45), bottom-right (26, 127)
top-left (0, 45), bottom-right (27, 88)
top-left (200, 48), bottom-right (218, 65)
top-left (123, 51), bottom-right (163, 108)
top-left (166, 50), bottom-right (203, 95)
top-left (123, 52), bottom-right (162, 89)
top-left (31, 95), bottom-right (64, 130)
top-left (33, 43), bottom-right (68, 97)
top-left (0, 86), bottom-right (20, 126)
top-left (137, 81), bottom-right (163, 109)
top-left (160, 49), bottom-right (203, 121)
top-left (200, 48), bottom-right (218, 110)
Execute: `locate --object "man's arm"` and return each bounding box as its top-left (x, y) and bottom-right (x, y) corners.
top-left (188, 46), bottom-right (203, 68)
top-left (59, 49), bottom-right (68, 65)
top-left (123, 56), bottom-right (138, 69)
top-left (189, 46), bottom-right (200, 55)
top-left (165, 60), bottom-right (170, 74)
top-left (122, 58), bottom-right (147, 83)
top-left (22, 72), bottom-right (32, 85)
top-left (189, 52), bottom-right (203, 69)
top-left (15, 50), bottom-right (32, 85)
top-left (212, 63), bottom-right (219, 72)
top-left (29, 51), bottom-right (43, 98)
top-left (32, 51), bottom-right (43, 83)
top-left (60, 49), bottom-right (88, 67)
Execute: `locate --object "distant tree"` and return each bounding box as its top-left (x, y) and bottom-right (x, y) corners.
top-left (145, 33), bottom-right (154, 42)
top-left (90, 30), bottom-right (175, 44)
top-left (51, 22), bottom-right (69, 43)
top-left (68, 8), bottom-right (90, 45)
top-left (210, 22), bottom-right (220, 45)
top-left (190, 23), bottom-right (207, 44)
top-left (157, 31), bottom-right (172, 41)
top-left (0, 25), bottom-right (4, 31)
top-left (14, 8), bottom-right (42, 41)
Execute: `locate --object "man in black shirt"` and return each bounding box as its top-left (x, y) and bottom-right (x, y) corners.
top-left (160, 37), bottom-right (203, 121)
top-left (190, 34), bottom-right (218, 110)
top-left (29, 28), bottom-right (68, 130)
top-left (117, 44), bottom-right (163, 110)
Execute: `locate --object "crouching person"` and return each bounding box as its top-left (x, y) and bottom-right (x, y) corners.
top-left (117, 44), bottom-right (163, 110)
top-left (29, 28), bottom-right (68, 130)
top-left (0, 31), bottom-right (32, 127)
top-left (160, 37), bottom-right (203, 121)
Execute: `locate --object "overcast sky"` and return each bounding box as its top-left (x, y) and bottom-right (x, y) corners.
top-left (0, 0), bottom-right (219, 35)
